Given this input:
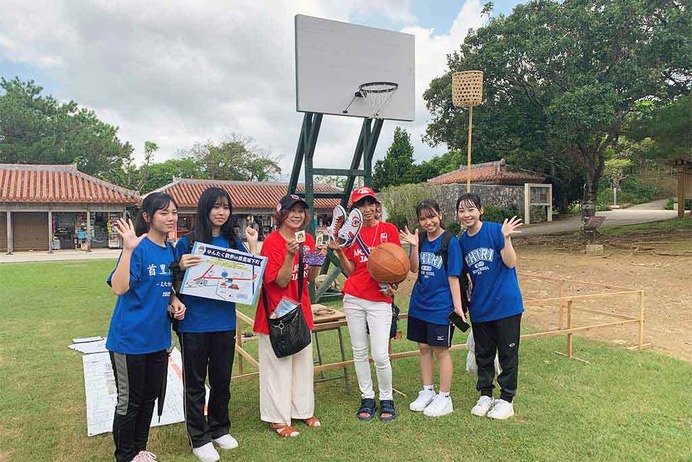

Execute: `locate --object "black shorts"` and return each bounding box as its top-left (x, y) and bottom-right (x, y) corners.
top-left (407, 316), bottom-right (454, 347)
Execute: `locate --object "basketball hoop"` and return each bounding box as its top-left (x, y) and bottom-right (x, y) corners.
top-left (342, 81), bottom-right (398, 118)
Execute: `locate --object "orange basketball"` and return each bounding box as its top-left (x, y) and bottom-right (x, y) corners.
top-left (367, 243), bottom-right (410, 284)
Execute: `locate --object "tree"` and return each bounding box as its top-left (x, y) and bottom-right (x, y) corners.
top-left (0, 77), bottom-right (133, 181)
top-left (189, 134), bottom-right (281, 181)
top-left (373, 127), bottom-right (421, 190)
top-left (140, 157), bottom-right (202, 192)
top-left (424, 0), bottom-right (690, 209)
top-left (603, 158), bottom-right (633, 205)
top-left (629, 94), bottom-right (692, 161)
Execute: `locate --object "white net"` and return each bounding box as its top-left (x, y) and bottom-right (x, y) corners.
top-left (358, 82), bottom-right (399, 119)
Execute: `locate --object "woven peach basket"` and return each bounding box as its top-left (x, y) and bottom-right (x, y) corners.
top-left (452, 71), bottom-right (483, 107)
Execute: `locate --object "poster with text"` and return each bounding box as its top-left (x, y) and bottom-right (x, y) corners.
top-left (180, 242), bottom-right (267, 306)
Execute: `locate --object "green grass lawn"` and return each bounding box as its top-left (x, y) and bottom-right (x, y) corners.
top-left (0, 261), bottom-right (690, 461)
top-left (598, 217), bottom-right (692, 236)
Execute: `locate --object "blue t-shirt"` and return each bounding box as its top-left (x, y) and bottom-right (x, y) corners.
top-left (106, 237), bottom-right (175, 354)
top-left (458, 222), bottom-right (524, 323)
top-left (409, 232), bottom-right (462, 326)
top-left (174, 235), bottom-right (246, 333)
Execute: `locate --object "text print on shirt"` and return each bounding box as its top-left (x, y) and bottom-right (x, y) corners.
top-left (419, 251), bottom-right (444, 278)
top-left (291, 261), bottom-right (310, 281)
top-left (464, 247), bottom-right (495, 275)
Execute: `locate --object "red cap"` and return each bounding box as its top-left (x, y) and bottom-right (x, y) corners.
top-left (350, 186), bottom-right (379, 204)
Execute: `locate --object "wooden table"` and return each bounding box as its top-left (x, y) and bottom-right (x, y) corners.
top-left (312, 306), bottom-right (350, 394)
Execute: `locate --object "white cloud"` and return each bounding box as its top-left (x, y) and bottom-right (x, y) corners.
top-left (0, 0), bottom-right (485, 176)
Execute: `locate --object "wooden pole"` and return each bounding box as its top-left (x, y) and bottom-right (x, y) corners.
top-left (638, 290), bottom-right (645, 350)
top-left (467, 106), bottom-right (473, 192)
top-left (677, 165), bottom-right (685, 218)
top-left (6, 211), bottom-right (13, 255)
top-left (566, 300), bottom-right (573, 358)
top-left (558, 279), bottom-right (565, 330)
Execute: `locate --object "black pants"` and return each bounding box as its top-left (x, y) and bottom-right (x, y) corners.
top-left (473, 313), bottom-right (522, 403)
top-left (109, 350), bottom-right (168, 462)
top-left (178, 330), bottom-right (236, 449)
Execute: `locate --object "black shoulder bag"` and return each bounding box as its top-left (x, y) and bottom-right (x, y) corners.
top-left (262, 244), bottom-right (312, 358)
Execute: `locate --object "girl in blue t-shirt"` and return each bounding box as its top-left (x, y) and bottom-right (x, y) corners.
top-left (173, 187), bottom-right (257, 461)
top-left (107, 192), bottom-right (186, 462)
top-left (456, 192), bottom-right (524, 421)
top-left (400, 199), bottom-right (466, 417)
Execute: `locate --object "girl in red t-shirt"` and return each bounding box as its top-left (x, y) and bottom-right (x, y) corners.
top-left (330, 187), bottom-right (402, 422)
top-left (253, 194), bottom-right (326, 437)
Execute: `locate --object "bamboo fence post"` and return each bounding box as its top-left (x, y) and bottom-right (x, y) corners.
top-left (467, 106), bottom-right (473, 192)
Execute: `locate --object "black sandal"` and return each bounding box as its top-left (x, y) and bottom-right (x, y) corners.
top-left (356, 398), bottom-right (377, 421)
top-left (379, 399), bottom-right (397, 422)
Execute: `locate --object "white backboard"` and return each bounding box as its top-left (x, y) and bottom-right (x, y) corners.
top-left (295, 15), bottom-right (415, 121)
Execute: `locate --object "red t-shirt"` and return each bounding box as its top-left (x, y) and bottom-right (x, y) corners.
top-left (342, 221), bottom-right (401, 303)
top-left (253, 230), bottom-right (315, 335)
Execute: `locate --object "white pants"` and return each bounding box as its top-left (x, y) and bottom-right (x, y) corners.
top-left (343, 294), bottom-right (393, 400)
top-left (258, 333), bottom-right (315, 425)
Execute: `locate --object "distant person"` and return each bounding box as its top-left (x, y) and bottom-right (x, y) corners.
top-left (253, 195), bottom-right (326, 437)
top-left (400, 199), bottom-right (465, 417)
top-left (173, 187), bottom-right (258, 462)
top-left (456, 192), bottom-right (524, 420)
top-left (106, 192), bottom-right (186, 462)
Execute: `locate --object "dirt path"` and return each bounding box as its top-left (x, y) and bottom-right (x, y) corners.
top-left (514, 232), bottom-right (692, 362)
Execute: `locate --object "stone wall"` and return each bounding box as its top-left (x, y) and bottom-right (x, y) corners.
top-left (380, 182), bottom-right (525, 228)
top-left (436, 184), bottom-right (524, 226)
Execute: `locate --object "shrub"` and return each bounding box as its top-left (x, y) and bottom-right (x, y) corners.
top-left (482, 205), bottom-right (522, 223)
top-left (445, 222), bottom-right (462, 235)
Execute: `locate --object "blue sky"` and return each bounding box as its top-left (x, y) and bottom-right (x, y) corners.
top-left (0, 0), bottom-right (525, 173)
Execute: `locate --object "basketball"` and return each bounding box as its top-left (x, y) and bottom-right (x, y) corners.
top-left (367, 243), bottom-right (410, 284)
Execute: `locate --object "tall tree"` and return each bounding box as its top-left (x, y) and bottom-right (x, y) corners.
top-left (373, 127), bottom-right (420, 190)
top-left (0, 77), bottom-right (133, 181)
top-left (189, 134), bottom-right (281, 181)
top-left (424, 0), bottom-right (690, 208)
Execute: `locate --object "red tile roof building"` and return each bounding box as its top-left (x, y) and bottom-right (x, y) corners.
top-left (153, 178), bottom-right (342, 212)
top-left (0, 164), bottom-right (139, 204)
top-left (1, 164), bottom-right (139, 253)
top-left (152, 178), bottom-right (343, 239)
top-left (427, 159), bottom-right (545, 185)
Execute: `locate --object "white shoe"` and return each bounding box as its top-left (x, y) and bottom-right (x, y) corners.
top-left (409, 388), bottom-right (436, 412)
top-left (338, 209), bottom-right (363, 248)
top-left (213, 433), bottom-right (239, 450)
top-left (487, 399), bottom-right (514, 420)
top-left (471, 396), bottom-right (495, 417)
top-left (192, 442), bottom-right (220, 462)
top-left (423, 394), bottom-right (453, 417)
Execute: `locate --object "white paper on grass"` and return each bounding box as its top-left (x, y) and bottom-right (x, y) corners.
top-left (82, 347), bottom-right (209, 436)
top-left (69, 338), bottom-right (108, 355)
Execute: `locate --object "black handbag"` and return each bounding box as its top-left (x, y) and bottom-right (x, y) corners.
top-left (262, 244), bottom-right (312, 358)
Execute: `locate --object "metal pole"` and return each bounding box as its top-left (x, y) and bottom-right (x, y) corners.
top-left (638, 291), bottom-right (645, 350)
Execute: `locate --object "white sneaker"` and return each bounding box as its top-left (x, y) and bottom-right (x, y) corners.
top-left (487, 399), bottom-right (514, 420)
top-left (328, 205), bottom-right (347, 242)
top-left (338, 209), bottom-right (363, 248)
top-left (192, 442), bottom-right (220, 462)
top-left (131, 451), bottom-right (156, 461)
top-left (409, 388), bottom-right (436, 412)
top-left (213, 433), bottom-right (239, 450)
top-left (471, 396), bottom-right (495, 417)
top-left (423, 394), bottom-right (453, 417)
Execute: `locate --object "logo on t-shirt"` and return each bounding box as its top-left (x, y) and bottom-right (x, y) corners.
top-left (465, 247), bottom-right (495, 275)
top-left (380, 233), bottom-right (388, 243)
